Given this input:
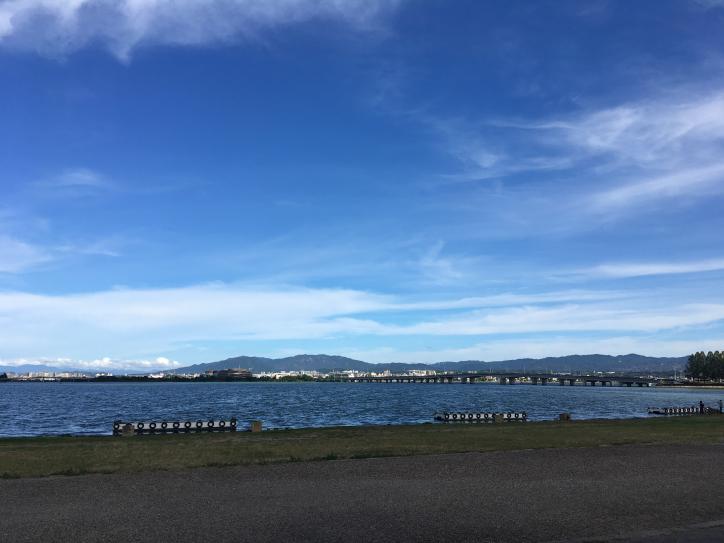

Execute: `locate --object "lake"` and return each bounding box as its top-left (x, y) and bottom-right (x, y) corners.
top-left (1, 381), bottom-right (723, 437)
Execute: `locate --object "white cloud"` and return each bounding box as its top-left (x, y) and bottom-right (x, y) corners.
top-left (0, 355), bottom-right (181, 372)
top-left (0, 0), bottom-right (401, 60)
top-left (0, 235), bottom-right (52, 272)
top-left (1, 282), bottom-right (723, 361)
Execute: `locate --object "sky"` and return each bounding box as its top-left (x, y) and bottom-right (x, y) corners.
top-left (2, 0), bottom-right (724, 371)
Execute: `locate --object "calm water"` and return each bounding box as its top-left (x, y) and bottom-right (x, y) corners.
top-left (1, 382), bottom-right (723, 437)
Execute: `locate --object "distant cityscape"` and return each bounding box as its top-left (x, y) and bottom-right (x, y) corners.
top-left (0, 366), bottom-right (693, 387)
top-left (1, 367), bottom-right (438, 382)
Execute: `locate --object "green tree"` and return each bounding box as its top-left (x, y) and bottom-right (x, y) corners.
top-left (686, 351), bottom-right (724, 381)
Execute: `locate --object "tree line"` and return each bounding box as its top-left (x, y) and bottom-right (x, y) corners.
top-left (685, 351), bottom-right (724, 380)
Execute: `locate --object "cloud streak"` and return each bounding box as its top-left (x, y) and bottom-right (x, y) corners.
top-left (582, 258), bottom-right (724, 279)
top-left (0, 0), bottom-right (401, 60)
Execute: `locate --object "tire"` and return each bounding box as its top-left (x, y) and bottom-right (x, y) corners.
top-left (184, 421), bottom-right (191, 429)
top-left (149, 422), bottom-right (157, 430)
top-left (173, 422), bottom-right (180, 429)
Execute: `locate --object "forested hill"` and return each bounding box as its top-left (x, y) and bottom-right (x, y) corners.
top-left (175, 353), bottom-right (688, 374)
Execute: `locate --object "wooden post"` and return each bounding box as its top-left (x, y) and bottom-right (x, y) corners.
top-left (250, 420), bottom-right (263, 432)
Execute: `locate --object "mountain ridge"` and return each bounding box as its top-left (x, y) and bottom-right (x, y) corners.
top-left (174, 353), bottom-right (688, 374)
top-left (1, 353), bottom-right (690, 375)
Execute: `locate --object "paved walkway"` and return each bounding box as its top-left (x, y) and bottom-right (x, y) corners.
top-left (2, 443), bottom-right (724, 542)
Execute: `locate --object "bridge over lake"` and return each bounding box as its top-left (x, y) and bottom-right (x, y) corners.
top-left (342, 372), bottom-right (656, 387)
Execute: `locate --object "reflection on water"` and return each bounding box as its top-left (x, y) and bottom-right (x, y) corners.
top-left (1, 381), bottom-right (723, 437)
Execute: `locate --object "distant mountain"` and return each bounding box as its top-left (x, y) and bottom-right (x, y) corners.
top-left (175, 354), bottom-right (372, 374)
top-left (175, 353), bottom-right (688, 374)
top-left (2, 353), bottom-right (688, 376)
top-left (421, 354), bottom-right (688, 373)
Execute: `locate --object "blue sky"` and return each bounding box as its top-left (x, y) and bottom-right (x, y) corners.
top-left (2, 0), bottom-right (724, 371)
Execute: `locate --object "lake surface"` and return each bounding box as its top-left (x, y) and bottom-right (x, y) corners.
top-left (1, 382), bottom-right (723, 437)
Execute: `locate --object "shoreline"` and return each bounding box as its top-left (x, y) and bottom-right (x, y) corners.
top-left (2, 415), bottom-right (723, 479)
top-left (4, 379), bottom-right (724, 389)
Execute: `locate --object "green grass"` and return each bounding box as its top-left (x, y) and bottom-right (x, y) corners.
top-left (1, 417), bottom-right (723, 479)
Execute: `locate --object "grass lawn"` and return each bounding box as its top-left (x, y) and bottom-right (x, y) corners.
top-left (1, 416), bottom-right (723, 479)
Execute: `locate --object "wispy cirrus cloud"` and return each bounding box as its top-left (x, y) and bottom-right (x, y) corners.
top-left (47, 167), bottom-right (110, 189)
top-left (0, 0), bottom-right (402, 60)
top-left (589, 164), bottom-right (724, 212)
top-left (32, 167), bottom-right (114, 198)
top-left (0, 228), bottom-right (123, 274)
top-left (0, 235), bottom-right (52, 273)
top-left (419, 91), bottom-right (724, 217)
top-left (694, 0), bottom-right (724, 10)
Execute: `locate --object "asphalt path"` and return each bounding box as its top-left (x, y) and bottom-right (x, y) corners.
top-left (2, 443), bottom-right (724, 542)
